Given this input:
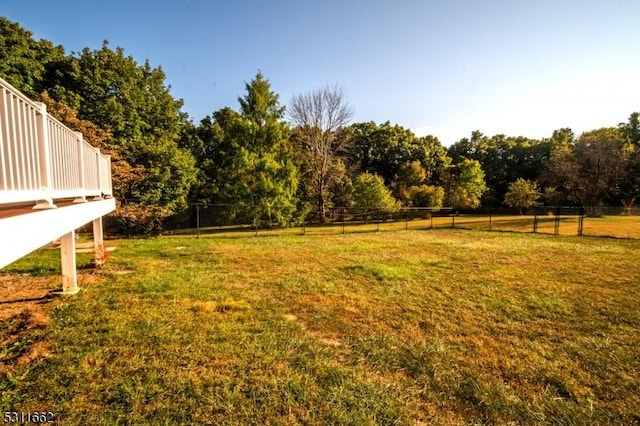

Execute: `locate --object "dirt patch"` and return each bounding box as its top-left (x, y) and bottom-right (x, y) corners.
top-left (0, 275), bottom-right (59, 321)
top-left (0, 272), bottom-right (102, 373)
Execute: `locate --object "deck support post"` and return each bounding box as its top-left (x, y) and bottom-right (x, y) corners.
top-left (60, 231), bottom-right (78, 294)
top-left (93, 217), bottom-right (105, 265)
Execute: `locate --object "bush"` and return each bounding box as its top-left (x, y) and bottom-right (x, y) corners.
top-left (106, 203), bottom-right (172, 236)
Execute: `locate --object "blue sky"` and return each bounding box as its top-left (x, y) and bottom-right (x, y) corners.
top-left (2, 0), bottom-right (639, 145)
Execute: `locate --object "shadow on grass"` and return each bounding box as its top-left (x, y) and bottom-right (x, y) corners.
top-left (0, 290), bottom-right (57, 305)
top-left (2, 257), bottom-right (94, 276)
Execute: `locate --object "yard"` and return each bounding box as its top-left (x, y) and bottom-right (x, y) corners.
top-left (1, 229), bottom-right (639, 424)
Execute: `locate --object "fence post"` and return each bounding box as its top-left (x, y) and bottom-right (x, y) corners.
top-left (578, 206), bottom-right (585, 236)
top-left (533, 206), bottom-right (539, 233)
top-left (254, 203), bottom-right (258, 237)
top-left (488, 208), bottom-right (492, 231)
top-left (430, 212), bottom-right (433, 229)
top-left (554, 206), bottom-right (561, 236)
top-left (196, 203), bottom-right (200, 239)
top-left (405, 209), bottom-right (408, 230)
top-left (342, 207), bottom-right (346, 234)
top-left (451, 212), bottom-right (455, 229)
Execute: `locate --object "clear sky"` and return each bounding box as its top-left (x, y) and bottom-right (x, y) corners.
top-left (2, 0), bottom-right (639, 145)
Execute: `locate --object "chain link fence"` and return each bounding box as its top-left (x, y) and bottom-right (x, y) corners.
top-left (159, 203), bottom-right (640, 240)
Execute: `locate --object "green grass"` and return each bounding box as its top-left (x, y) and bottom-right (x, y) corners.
top-left (1, 229), bottom-right (640, 424)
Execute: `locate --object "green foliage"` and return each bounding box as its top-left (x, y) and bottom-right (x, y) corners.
top-left (0, 17), bottom-right (65, 98)
top-left (448, 131), bottom-right (554, 206)
top-left (203, 73), bottom-right (299, 226)
top-left (391, 161), bottom-right (444, 208)
top-left (105, 203), bottom-right (171, 236)
top-left (504, 179), bottom-right (541, 213)
top-left (446, 159), bottom-right (487, 210)
top-left (352, 173), bottom-right (399, 213)
top-left (551, 127), bottom-right (575, 146)
top-left (409, 185), bottom-right (444, 208)
top-left (547, 127), bottom-right (630, 207)
top-left (394, 160), bottom-right (426, 189)
top-left (53, 43), bottom-right (197, 211)
top-left (4, 16), bottom-right (640, 223)
top-left (0, 18), bottom-right (197, 234)
top-left (619, 112), bottom-right (640, 146)
top-left (349, 122), bottom-right (450, 186)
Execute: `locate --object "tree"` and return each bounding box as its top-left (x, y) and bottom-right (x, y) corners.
top-left (46, 42), bottom-right (197, 213)
top-left (448, 131), bottom-right (553, 206)
top-left (408, 185), bottom-right (444, 208)
top-left (619, 112), bottom-right (640, 208)
top-left (445, 159), bottom-right (487, 211)
top-left (351, 173), bottom-right (399, 219)
top-left (390, 160), bottom-right (445, 208)
top-left (0, 19), bottom-right (196, 234)
top-left (413, 135), bottom-right (451, 186)
top-left (187, 107), bottom-right (243, 204)
top-left (504, 179), bottom-right (541, 214)
top-left (0, 17), bottom-right (65, 98)
top-left (348, 122), bottom-right (450, 188)
top-left (349, 122), bottom-right (417, 183)
top-left (289, 85), bottom-right (354, 222)
top-left (37, 91), bottom-right (143, 202)
top-left (546, 127), bottom-right (630, 210)
top-left (392, 160), bottom-right (427, 203)
top-left (619, 112), bottom-right (640, 146)
top-left (550, 128), bottom-right (575, 146)
top-left (224, 72), bottom-right (299, 226)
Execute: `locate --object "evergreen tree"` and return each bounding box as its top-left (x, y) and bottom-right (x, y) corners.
top-left (224, 72), bottom-right (299, 226)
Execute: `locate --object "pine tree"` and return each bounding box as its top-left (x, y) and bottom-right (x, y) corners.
top-left (226, 72), bottom-right (299, 226)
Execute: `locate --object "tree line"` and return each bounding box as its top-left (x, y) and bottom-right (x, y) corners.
top-left (2, 17), bottom-right (638, 233)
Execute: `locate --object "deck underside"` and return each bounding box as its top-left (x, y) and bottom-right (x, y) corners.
top-left (0, 198), bottom-right (115, 269)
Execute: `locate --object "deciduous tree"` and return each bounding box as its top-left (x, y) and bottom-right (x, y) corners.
top-left (352, 173), bottom-right (399, 217)
top-left (47, 42), bottom-right (197, 212)
top-left (289, 85), bottom-right (354, 222)
top-left (445, 159), bottom-right (487, 211)
top-left (547, 127), bottom-right (630, 210)
top-left (504, 178), bottom-right (541, 214)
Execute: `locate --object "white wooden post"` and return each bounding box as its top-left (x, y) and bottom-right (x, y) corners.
top-left (74, 132), bottom-right (87, 203)
top-left (105, 155), bottom-right (113, 197)
top-left (92, 216), bottom-right (105, 265)
top-left (95, 148), bottom-right (102, 197)
top-left (33, 102), bottom-right (56, 209)
top-left (60, 231), bottom-right (78, 294)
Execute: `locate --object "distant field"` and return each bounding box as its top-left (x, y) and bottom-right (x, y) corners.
top-left (1, 230), bottom-right (640, 424)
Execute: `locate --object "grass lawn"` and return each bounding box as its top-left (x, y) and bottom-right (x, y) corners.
top-left (1, 229), bottom-right (639, 424)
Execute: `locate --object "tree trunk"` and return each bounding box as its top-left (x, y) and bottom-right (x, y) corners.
top-left (317, 195), bottom-right (325, 224)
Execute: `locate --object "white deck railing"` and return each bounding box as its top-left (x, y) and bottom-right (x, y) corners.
top-left (0, 76), bottom-right (112, 208)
